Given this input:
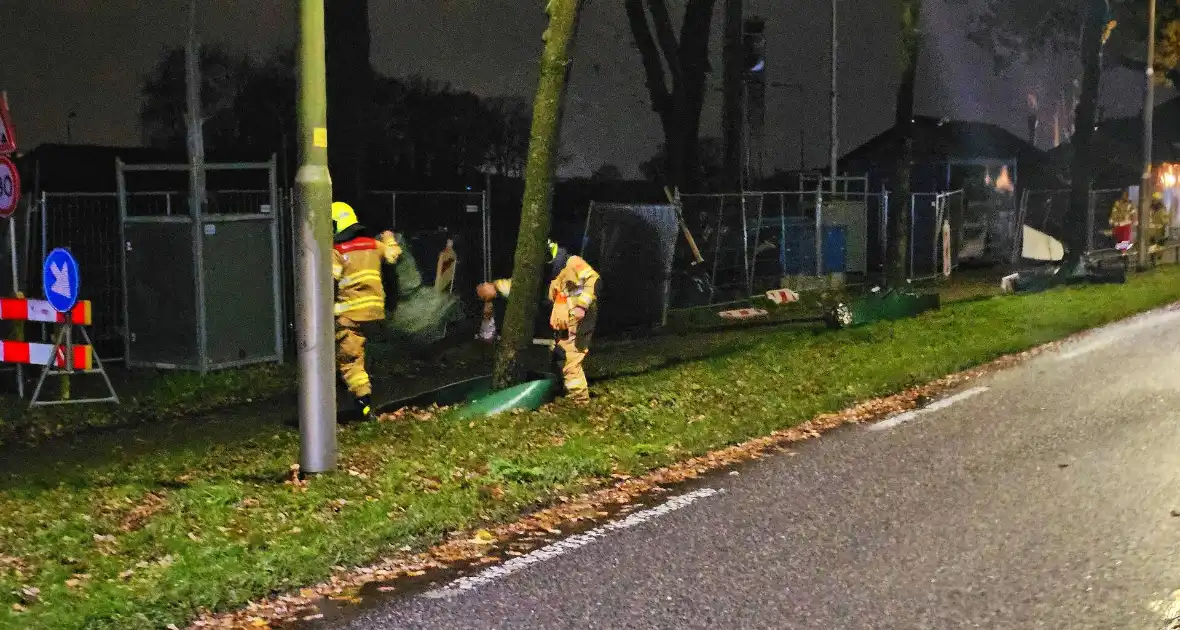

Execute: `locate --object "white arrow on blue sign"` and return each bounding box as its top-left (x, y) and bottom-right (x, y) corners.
top-left (42, 247), bottom-right (80, 313)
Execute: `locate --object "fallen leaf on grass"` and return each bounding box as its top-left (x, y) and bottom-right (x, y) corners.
top-left (471, 529), bottom-right (496, 545)
top-left (405, 570), bottom-right (426, 577)
top-left (250, 617), bottom-right (269, 627)
top-left (119, 492), bottom-right (168, 532)
top-left (118, 569), bottom-right (135, 580)
top-left (188, 532), bottom-right (202, 542)
top-left (286, 464), bottom-right (308, 491)
top-left (11, 603), bottom-right (26, 613)
top-left (19, 586), bottom-right (40, 603)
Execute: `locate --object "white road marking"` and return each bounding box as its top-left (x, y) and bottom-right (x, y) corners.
top-left (420, 487), bottom-right (723, 599)
top-left (1057, 308), bottom-right (1180, 361)
top-left (868, 387), bottom-right (990, 431)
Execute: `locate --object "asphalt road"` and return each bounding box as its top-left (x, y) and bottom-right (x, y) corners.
top-left (334, 307), bottom-right (1180, 630)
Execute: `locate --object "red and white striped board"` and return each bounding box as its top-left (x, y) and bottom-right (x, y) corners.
top-left (765, 288), bottom-right (800, 305)
top-left (0, 340), bottom-right (93, 370)
top-left (0, 298), bottom-right (91, 325)
top-left (718, 307), bottom-right (769, 320)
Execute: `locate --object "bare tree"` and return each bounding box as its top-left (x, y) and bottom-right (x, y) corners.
top-left (624, 0), bottom-right (718, 194)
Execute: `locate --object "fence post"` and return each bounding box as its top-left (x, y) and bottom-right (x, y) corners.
top-left (908, 193), bottom-right (916, 280)
top-left (268, 155), bottom-right (284, 363)
top-left (482, 186), bottom-right (491, 282)
top-left (1085, 187), bottom-right (1096, 253)
top-left (814, 184), bottom-right (823, 276)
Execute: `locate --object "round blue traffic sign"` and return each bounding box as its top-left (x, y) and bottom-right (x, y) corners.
top-left (43, 247), bottom-right (80, 313)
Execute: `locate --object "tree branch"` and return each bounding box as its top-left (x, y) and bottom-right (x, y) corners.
top-left (678, 0), bottom-right (716, 75)
top-left (646, 0), bottom-right (684, 82)
top-left (1117, 52), bottom-right (1180, 87)
top-left (624, 0), bottom-right (674, 117)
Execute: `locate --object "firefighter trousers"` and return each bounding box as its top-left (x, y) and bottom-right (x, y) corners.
top-left (552, 306), bottom-right (595, 404)
top-left (336, 317), bottom-right (381, 398)
top-left (556, 336), bottom-right (589, 403)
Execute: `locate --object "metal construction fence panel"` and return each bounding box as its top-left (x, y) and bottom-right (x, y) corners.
top-left (366, 190), bottom-right (491, 286)
top-left (116, 159), bottom-right (282, 372)
top-left (677, 188), bottom-right (881, 308)
top-left (582, 202), bottom-right (680, 332)
top-left (1018, 188), bottom-right (1126, 256)
top-left (38, 192), bottom-right (124, 358)
top-left (908, 190), bottom-right (964, 279)
top-left (1087, 188), bottom-right (1126, 252)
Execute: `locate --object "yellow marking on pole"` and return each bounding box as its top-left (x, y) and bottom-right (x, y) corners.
top-left (313, 127), bottom-right (328, 148)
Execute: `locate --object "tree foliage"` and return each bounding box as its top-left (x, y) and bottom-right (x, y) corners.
top-left (638, 136), bottom-right (723, 187)
top-left (964, 0), bottom-right (1180, 79)
top-left (139, 46), bottom-right (239, 151)
top-left (140, 48), bottom-right (533, 189)
top-left (624, 0), bottom-right (718, 193)
top-left (591, 163), bottom-right (624, 181)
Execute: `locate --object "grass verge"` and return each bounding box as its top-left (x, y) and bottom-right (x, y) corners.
top-left (0, 365), bottom-right (294, 446)
top-left (2, 267), bottom-right (1178, 629)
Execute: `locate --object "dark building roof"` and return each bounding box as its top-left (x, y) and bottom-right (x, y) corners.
top-left (840, 116), bottom-right (1066, 191)
top-left (842, 116), bottom-right (1039, 165)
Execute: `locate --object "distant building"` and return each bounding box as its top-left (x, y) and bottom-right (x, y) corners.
top-left (838, 115), bottom-right (1065, 194)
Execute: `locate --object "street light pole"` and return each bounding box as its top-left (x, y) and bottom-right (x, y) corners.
top-left (1138, 0), bottom-right (1157, 270)
top-left (295, 0), bottom-right (337, 473)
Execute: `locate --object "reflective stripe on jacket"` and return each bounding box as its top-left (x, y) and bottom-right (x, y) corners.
top-left (332, 234), bottom-right (401, 321)
top-left (548, 255), bottom-right (599, 310)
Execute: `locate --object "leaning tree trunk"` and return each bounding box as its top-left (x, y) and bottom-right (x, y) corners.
top-left (493, 0), bottom-right (584, 389)
top-left (1066, 0), bottom-right (1109, 261)
top-left (886, 0), bottom-right (922, 286)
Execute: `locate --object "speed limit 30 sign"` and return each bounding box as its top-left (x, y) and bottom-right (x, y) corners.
top-left (0, 156), bottom-right (19, 219)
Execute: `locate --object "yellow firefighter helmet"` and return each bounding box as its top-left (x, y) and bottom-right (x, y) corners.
top-left (1153, 191), bottom-right (1164, 201)
top-left (332, 202), bottom-right (359, 235)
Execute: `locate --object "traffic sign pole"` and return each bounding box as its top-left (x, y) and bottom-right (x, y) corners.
top-left (295, 0), bottom-right (337, 473)
top-left (42, 248), bottom-right (80, 402)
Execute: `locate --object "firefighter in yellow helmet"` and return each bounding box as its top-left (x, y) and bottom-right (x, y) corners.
top-left (332, 201), bottom-right (402, 420)
top-left (478, 240), bottom-right (600, 404)
top-left (1108, 190), bottom-right (1136, 247)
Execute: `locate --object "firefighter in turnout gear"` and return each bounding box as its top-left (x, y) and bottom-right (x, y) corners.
top-left (1109, 191), bottom-right (1136, 248)
top-left (1150, 191), bottom-right (1171, 252)
top-left (332, 201), bottom-right (402, 420)
top-left (478, 240), bottom-right (600, 404)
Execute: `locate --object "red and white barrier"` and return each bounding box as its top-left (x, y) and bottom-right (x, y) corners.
top-left (0, 298), bottom-right (91, 325)
top-left (765, 288), bottom-right (800, 305)
top-left (0, 339), bottom-right (92, 370)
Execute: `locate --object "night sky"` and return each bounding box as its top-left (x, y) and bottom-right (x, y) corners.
top-left (3, 0), bottom-right (1166, 178)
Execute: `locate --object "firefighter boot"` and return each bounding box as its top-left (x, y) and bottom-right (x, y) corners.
top-left (355, 395), bottom-right (377, 422)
